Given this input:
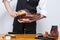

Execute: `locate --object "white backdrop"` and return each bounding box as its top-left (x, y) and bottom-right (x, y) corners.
top-left (0, 0), bottom-right (17, 34)
top-left (0, 0), bottom-right (60, 34)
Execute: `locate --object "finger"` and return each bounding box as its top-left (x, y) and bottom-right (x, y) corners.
top-left (18, 19), bottom-right (23, 23)
top-left (13, 13), bottom-right (18, 18)
top-left (29, 19), bottom-right (36, 23)
top-left (10, 13), bottom-right (17, 18)
top-left (18, 19), bottom-right (29, 23)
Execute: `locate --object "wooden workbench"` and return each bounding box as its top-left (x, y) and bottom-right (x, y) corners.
top-left (0, 34), bottom-right (60, 40)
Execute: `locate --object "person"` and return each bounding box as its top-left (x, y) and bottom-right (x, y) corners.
top-left (3, 0), bottom-right (47, 34)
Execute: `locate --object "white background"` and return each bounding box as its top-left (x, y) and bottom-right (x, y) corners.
top-left (0, 0), bottom-right (60, 34)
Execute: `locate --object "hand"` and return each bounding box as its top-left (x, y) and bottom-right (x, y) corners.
top-left (17, 13), bottom-right (46, 23)
top-left (9, 11), bottom-right (18, 18)
top-left (17, 14), bottom-right (40, 23)
top-left (34, 14), bottom-right (46, 20)
top-left (3, 0), bottom-right (18, 18)
top-left (18, 18), bottom-right (35, 23)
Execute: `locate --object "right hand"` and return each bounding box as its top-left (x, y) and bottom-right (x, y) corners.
top-left (9, 11), bottom-right (18, 18)
top-left (3, 0), bottom-right (18, 18)
top-left (18, 19), bottom-right (33, 23)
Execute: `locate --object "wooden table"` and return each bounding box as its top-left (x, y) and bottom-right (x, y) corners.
top-left (0, 34), bottom-right (36, 40)
top-left (12, 34), bottom-right (36, 40)
top-left (0, 34), bottom-right (60, 40)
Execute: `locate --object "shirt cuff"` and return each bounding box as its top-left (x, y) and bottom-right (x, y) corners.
top-left (40, 10), bottom-right (47, 16)
top-left (37, 9), bottom-right (47, 16)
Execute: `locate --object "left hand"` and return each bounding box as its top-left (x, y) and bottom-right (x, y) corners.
top-left (18, 18), bottom-right (35, 23)
top-left (17, 13), bottom-right (46, 23)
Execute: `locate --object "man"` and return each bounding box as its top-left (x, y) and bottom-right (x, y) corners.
top-left (3, 0), bottom-right (47, 34)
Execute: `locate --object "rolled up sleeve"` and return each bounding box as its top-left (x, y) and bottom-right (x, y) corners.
top-left (36, 0), bottom-right (47, 16)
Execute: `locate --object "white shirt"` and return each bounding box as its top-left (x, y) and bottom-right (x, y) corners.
top-left (37, 0), bottom-right (47, 16)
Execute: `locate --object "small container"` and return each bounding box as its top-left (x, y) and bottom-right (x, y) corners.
top-left (5, 34), bottom-right (11, 40)
top-left (3, 34), bottom-right (16, 40)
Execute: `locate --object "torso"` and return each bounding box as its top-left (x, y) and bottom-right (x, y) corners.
top-left (16, 0), bottom-right (39, 13)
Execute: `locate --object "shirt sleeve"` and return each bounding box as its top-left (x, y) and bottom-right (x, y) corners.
top-left (36, 0), bottom-right (47, 16)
